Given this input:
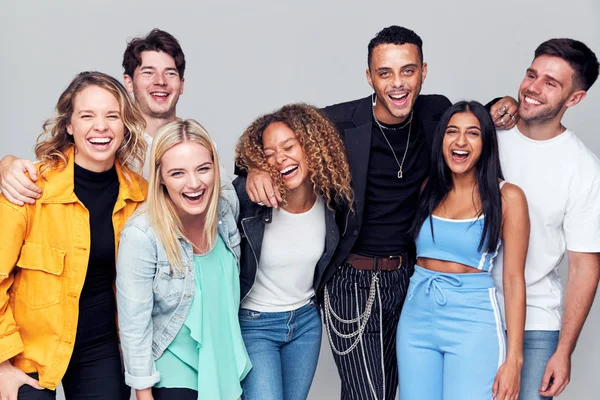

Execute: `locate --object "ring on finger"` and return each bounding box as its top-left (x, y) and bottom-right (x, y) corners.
top-left (268, 193), bottom-right (276, 198)
top-left (500, 118), bottom-right (506, 125)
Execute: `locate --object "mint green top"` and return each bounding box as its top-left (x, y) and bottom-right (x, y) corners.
top-left (155, 236), bottom-right (252, 399)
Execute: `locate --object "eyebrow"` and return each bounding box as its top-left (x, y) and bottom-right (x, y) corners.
top-left (166, 161), bottom-right (212, 174)
top-left (264, 138), bottom-right (295, 150)
top-left (527, 68), bottom-right (562, 86)
top-left (375, 63), bottom-right (419, 72)
top-left (446, 124), bottom-right (481, 130)
top-left (139, 66), bottom-right (179, 73)
top-left (77, 109), bottom-right (120, 114)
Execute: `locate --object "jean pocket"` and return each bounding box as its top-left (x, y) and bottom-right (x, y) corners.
top-left (239, 308), bottom-right (262, 320)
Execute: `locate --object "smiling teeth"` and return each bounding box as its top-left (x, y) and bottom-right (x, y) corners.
top-left (524, 96), bottom-right (541, 105)
top-left (281, 165), bottom-right (297, 174)
top-left (89, 138), bottom-right (111, 144)
top-left (390, 93), bottom-right (407, 99)
top-left (452, 150), bottom-right (468, 155)
top-left (185, 190), bottom-right (204, 197)
top-left (151, 92), bottom-right (168, 97)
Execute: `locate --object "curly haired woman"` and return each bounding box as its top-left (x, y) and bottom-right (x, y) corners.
top-left (234, 103), bottom-right (353, 400)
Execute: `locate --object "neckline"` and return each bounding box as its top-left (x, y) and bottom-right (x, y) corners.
top-left (431, 214), bottom-right (484, 223)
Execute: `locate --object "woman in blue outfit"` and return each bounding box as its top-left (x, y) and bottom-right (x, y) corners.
top-left (234, 104), bottom-right (353, 400)
top-left (116, 119), bottom-right (251, 400)
top-left (397, 101), bottom-right (529, 400)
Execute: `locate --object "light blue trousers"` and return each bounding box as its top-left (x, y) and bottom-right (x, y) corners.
top-left (397, 266), bottom-right (506, 400)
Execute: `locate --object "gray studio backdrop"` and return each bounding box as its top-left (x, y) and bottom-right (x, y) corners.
top-left (1, 0), bottom-right (598, 399)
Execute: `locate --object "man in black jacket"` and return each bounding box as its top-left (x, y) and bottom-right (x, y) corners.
top-left (244, 25), bottom-right (517, 400)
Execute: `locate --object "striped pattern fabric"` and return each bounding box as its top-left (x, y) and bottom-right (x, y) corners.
top-left (325, 263), bottom-right (413, 400)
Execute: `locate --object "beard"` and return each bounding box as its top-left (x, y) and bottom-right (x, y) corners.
top-left (518, 94), bottom-right (567, 124)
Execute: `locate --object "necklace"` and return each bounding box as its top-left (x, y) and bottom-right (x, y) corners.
top-left (372, 106), bottom-right (412, 179)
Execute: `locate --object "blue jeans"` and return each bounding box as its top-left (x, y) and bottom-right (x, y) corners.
top-left (239, 299), bottom-right (322, 400)
top-left (519, 330), bottom-right (560, 400)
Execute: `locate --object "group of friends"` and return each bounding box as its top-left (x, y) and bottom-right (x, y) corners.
top-left (0, 24), bottom-right (598, 400)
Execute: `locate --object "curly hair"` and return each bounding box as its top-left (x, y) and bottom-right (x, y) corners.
top-left (236, 103), bottom-right (353, 209)
top-left (34, 71), bottom-right (147, 178)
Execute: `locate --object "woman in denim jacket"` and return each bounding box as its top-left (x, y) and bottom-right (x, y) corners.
top-left (234, 104), bottom-right (353, 400)
top-left (116, 119), bottom-right (251, 400)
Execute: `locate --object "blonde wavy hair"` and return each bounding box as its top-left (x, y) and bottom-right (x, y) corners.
top-left (236, 103), bottom-right (353, 209)
top-left (147, 119), bottom-right (221, 273)
top-left (34, 71), bottom-right (146, 177)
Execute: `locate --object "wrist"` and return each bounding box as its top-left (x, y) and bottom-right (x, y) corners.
top-left (504, 355), bottom-right (524, 367)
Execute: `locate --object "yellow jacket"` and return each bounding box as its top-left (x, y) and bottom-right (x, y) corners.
top-left (0, 148), bottom-right (147, 390)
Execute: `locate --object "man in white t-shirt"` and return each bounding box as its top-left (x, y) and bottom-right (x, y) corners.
top-left (493, 38), bottom-right (600, 399)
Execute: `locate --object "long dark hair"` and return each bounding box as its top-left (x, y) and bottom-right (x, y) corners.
top-left (411, 101), bottom-right (504, 253)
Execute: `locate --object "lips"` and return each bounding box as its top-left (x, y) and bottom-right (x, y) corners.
top-left (280, 164), bottom-right (299, 180)
top-left (150, 91), bottom-right (170, 102)
top-left (87, 137), bottom-right (113, 149)
top-left (182, 189), bottom-right (206, 204)
top-left (451, 149), bottom-right (470, 163)
top-left (522, 94), bottom-right (543, 106)
top-left (388, 91), bottom-right (409, 108)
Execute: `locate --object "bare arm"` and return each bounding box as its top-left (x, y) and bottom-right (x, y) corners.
top-left (244, 168), bottom-right (281, 208)
top-left (539, 251), bottom-right (600, 397)
top-left (493, 183), bottom-right (529, 400)
top-left (0, 155), bottom-right (41, 206)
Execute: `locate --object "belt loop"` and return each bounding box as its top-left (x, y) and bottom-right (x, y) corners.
top-left (373, 256), bottom-right (379, 273)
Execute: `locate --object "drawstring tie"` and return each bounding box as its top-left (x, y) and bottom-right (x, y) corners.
top-left (408, 274), bottom-right (463, 305)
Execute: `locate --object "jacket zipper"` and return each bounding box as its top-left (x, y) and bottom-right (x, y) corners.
top-left (240, 216), bottom-right (260, 303)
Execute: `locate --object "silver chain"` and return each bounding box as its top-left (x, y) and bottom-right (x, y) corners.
top-left (324, 272), bottom-right (386, 400)
top-left (372, 106), bottom-right (412, 179)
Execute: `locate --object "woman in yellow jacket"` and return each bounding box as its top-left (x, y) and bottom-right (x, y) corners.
top-left (0, 71), bottom-right (147, 400)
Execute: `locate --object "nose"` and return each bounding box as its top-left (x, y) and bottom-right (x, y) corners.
top-left (456, 132), bottom-right (467, 146)
top-left (527, 77), bottom-right (543, 94)
top-left (154, 72), bottom-right (166, 86)
top-left (275, 150), bottom-right (287, 165)
top-left (392, 73), bottom-right (404, 88)
top-left (187, 173), bottom-right (201, 189)
top-left (93, 117), bottom-right (108, 132)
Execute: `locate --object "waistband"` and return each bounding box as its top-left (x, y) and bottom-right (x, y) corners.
top-left (346, 252), bottom-right (412, 272)
top-left (412, 265), bottom-right (494, 289)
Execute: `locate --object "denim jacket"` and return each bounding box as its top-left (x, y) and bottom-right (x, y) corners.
top-left (115, 192), bottom-right (241, 390)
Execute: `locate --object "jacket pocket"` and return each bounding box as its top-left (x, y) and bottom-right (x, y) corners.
top-left (153, 263), bottom-right (186, 302)
top-left (15, 242), bottom-right (66, 310)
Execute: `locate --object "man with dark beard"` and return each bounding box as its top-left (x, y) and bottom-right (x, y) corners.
top-left (492, 38), bottom-right (600, 400)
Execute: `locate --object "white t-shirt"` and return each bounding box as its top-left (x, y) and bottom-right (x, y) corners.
top-left (241, 197), bottom-right (326, 312)
top-left (493, 126), bottom-right (600, 331)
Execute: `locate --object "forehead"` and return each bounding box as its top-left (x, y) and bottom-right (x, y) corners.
top-left (138, 50), bottom-right (177, 70)
top-left (162, 141), bottom-right (212, 166)
top-left (447, 111), bottom-right (480, 127)
top-left (528, 55), bottom-right (575, 82)
top-left (73, 85), bottom-right (119, 108)
top-left (262, 122), bottom-right (297, 145)
top-left (370, 43), bottom-right (421, 68)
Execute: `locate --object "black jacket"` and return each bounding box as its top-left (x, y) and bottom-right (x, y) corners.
top-left (318, 94), bottom-right (452, 291)
top-left (233, 176), bottom-right (341, 302)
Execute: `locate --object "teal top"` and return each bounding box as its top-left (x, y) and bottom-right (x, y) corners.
top-left (155, 236), bottom-right (252, 399)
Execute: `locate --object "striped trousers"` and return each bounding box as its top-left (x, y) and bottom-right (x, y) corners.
top-left (324, 262), bottom-right (413, 400)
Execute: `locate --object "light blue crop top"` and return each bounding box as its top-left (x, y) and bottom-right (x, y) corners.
top-left (415, 214), bottom-right (501, 272)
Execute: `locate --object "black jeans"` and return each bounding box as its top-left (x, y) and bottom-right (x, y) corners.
top-left (18, 340), bottom-right (128, 400)
top-left (152, 387), bottom-right (198, 400)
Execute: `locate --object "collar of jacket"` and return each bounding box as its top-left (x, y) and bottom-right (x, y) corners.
top-left (38, 146), bottom-right (145, 205)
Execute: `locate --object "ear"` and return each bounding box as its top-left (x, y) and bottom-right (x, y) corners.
top-left (179, 77), bottom-right (185, 95)
top-left (565, 89), bottom-right (587, 108)
top-left (66, 123), bottom-right (73, 136)
top-left (421, 62), bottom-right (428, 83)
top-left (123, 74), bottom-right (134, 94)
top-left (366, 68), bottom-right (374, 89)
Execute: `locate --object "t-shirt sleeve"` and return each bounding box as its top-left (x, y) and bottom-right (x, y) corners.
top-left (564, 181), bottom-right (600, 252)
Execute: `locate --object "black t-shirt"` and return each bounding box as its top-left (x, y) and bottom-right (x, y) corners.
top-left (352, 113), bottom-right (430, 256)
top-left (73, 163), bottom-right (119, 352)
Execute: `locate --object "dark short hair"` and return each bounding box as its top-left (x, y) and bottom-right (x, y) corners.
top-left (367, 25), bottom-right (423, 68)
top-left (122, 29), bottom-right (186, 79)
top-left (534, 38), bottom-right (599, 91)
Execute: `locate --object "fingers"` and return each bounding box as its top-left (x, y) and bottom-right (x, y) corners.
top-left (24, 375), bottom-right (43, 390)
top-left (1, 174), bottom-right (41, 205)
top-left (492, 376), bottom-right (499, 398)
top-left (22, 160), bottom-right (38, 182)
top-left (246, 170), bottom-right (278, 208)
top-left (539, 366), bottom-right (554, 394)
top-left (540, 374), bottom-right (569, 397)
